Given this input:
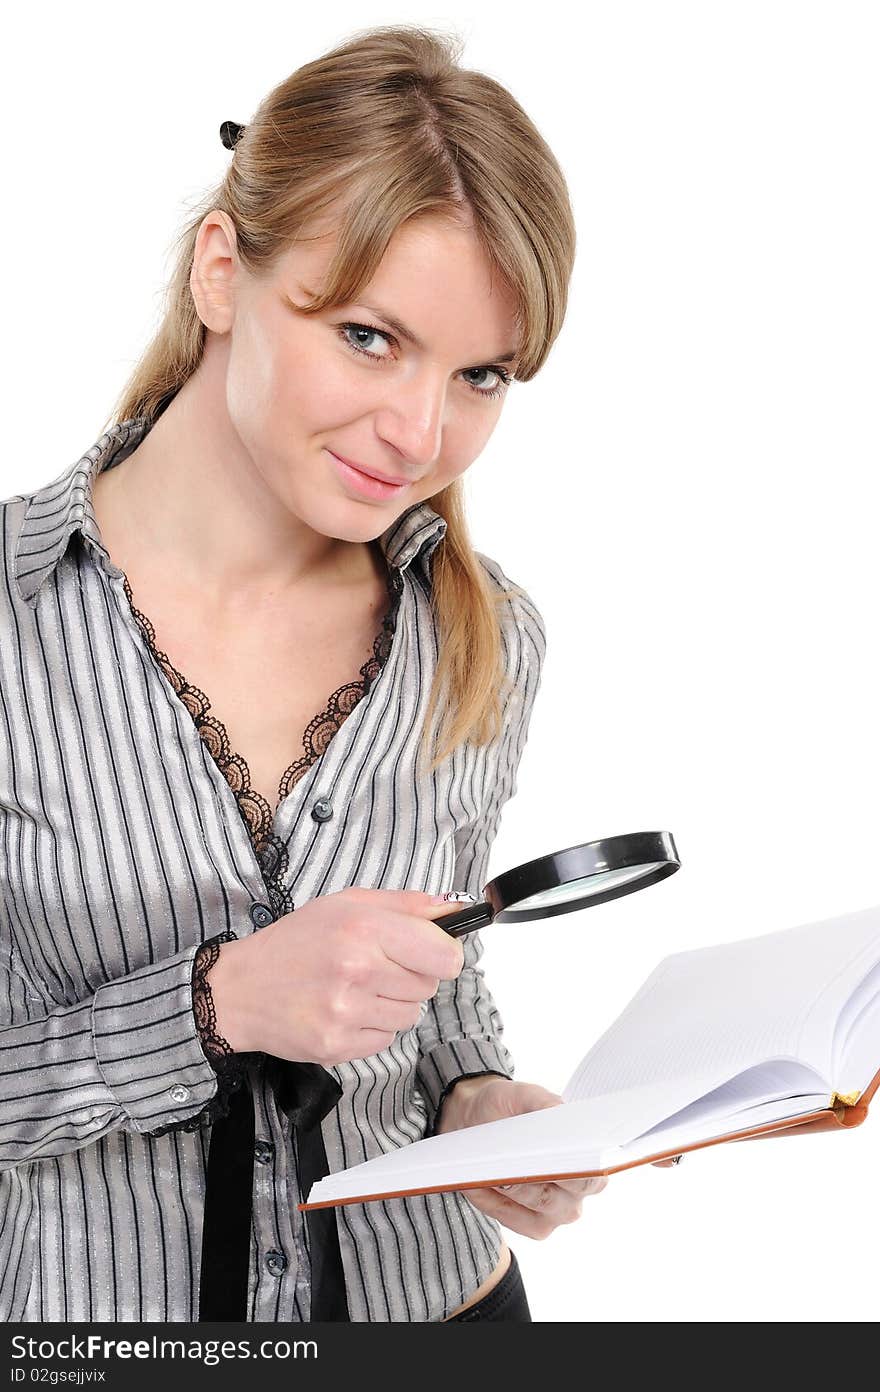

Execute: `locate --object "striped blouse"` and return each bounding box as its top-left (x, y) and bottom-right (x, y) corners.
top-left (0, 415), bottom-right (546, 1323)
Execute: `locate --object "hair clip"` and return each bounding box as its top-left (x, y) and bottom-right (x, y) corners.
top-left (219, 120), bottom-right (246, 151)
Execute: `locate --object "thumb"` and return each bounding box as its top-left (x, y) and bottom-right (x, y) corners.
top-left (495, 1081), bottom-right (566, 1117)
top-left (343, 886), bottom-right (469, 917)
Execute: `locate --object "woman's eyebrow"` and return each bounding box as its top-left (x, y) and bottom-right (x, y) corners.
top-left (355, 301), bottom-right (520, 365)
top-left (292, 283), bottom-right (519, 364)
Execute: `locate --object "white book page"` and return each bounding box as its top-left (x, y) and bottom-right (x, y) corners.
top-left (563, 905), bottom-right (880, 1117)
top-left (619, 1091), bottom-right (831, 1167)
top-left (832, 956), bottom-right (880, 1091)
top-left (303, 1061), bottom-right (825, 1206)
top-left (305, 1096), bottom-right (631, 1204)
top-left (623, 1059), bottom-right (829, 1150)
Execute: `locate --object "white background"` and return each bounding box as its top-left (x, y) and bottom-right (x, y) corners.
top-left (3, 1), bottom-right (878, 1322)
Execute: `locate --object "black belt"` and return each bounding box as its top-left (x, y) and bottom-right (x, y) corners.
top-left (198, 1059), bottom-right (349, 1321)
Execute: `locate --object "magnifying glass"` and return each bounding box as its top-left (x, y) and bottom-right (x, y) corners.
top-left (437, 830), bottom-right (680, 938)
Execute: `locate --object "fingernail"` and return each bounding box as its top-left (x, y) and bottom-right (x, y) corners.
top-left (438, 891), bottom-right (477, 903)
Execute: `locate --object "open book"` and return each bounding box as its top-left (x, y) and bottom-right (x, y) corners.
top-left (299, 903), bottom-right (880, 1211)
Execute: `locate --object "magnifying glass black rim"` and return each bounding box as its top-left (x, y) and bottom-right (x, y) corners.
top-left (487, 830), bottom-right (680, 923)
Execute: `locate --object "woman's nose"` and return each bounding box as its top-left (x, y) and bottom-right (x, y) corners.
top-left (379, 371), bottom-right (448, 464)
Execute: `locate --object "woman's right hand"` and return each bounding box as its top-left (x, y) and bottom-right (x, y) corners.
top-left (205, 886), bottom-right (466, 1066)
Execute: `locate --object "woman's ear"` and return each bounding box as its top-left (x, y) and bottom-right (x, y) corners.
top-left (189, 211), bottom-right (240, 333)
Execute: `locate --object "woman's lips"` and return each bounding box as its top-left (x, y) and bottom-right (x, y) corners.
top-left (327, 450), bottom-right (409, 500)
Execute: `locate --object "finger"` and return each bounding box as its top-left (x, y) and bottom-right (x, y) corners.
top-left (464, 1186), bottom-right (573, 1239)
top-left (345, 887), bottom-right (468, 919)
top-left (651, 1155), bottom-right (683, 1168)
top-left (490, 1180), bottom-right (585, 1221)
top-left (359, 994), bottom-right (427, 1033)
top-left (371, 964), bottom-right (441, 1002)
top-left (496, 1176), bottom-right (606, 1200)
top-left (378, 910), bottom-right (466, 979)
top-left (491, 1083), bottom-right (566, 1116)
top-left (545, 1176), bottom-right (609, 1195)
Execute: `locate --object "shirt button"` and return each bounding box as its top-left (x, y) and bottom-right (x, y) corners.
top-left (311, 797), bottom-right (333, 823)
top-left (250, 902), bottom-right (273, 928)
top-left (254, 1139), bottom-right (275, 1165)
top-left (169, 1085), bottom-right (190, 1103)
top-left (265, 1249), bottom-right (288, 1277)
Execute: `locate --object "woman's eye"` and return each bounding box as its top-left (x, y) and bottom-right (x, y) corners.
top-left (463, 367), bottom-right (506, 393)
top-left (336, 321), bottom-right (512, 400)
top-left (338, 323), bottom-right (394, 358)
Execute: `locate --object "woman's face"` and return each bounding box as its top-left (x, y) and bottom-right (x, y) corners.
top-left (194, 209), bottom-right (521, 548)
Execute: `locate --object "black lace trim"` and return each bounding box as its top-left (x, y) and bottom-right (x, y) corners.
top-left (127, 556), bottom-right (404, 1139)
top-left (191, 935), bottom-right (248, 1070)
top-left (122, 559), bottom-right (404, 919)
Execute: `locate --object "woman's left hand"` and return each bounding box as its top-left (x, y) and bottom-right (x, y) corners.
top-left (436, 1076), bottom-right (609, 1239)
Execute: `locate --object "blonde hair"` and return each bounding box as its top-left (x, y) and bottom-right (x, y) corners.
top-left (102, 23), bottom-right (576, 776)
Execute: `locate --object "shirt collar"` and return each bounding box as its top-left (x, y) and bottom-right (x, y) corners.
top-left (14, 415), bottom-right (448, 608)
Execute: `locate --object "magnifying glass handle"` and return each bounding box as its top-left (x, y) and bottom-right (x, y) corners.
top-left (434, 900), bottom-right (495, 938)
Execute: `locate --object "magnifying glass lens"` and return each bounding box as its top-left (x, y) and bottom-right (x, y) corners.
top-left (438, 833), bottom-right (680, 936)
top-left (512, 862), bottom-right (670, 912)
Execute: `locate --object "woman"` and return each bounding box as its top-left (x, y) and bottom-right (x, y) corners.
top-left (0, 24), bottom-right (608, 1323)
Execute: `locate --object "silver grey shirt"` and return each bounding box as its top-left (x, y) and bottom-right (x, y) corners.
top-left (0, 415), bottom-right (546, 1322)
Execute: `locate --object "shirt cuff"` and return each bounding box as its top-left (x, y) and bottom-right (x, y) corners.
top-left (92, 941), bottom-right (224, 1134)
